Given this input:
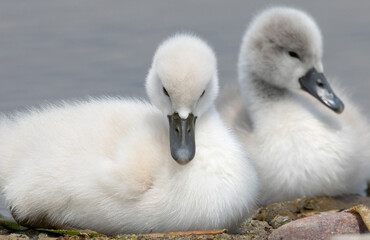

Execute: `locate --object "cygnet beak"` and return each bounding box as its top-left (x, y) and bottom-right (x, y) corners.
top-left (167, 112), bottom-right (197, 165)
top-left (299, 68), bottom-right (344, 113)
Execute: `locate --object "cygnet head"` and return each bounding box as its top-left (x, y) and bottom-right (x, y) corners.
top-left (146, 34), bottom-right (219, 164)
top-left (239, 7), bottom-right (344, 113)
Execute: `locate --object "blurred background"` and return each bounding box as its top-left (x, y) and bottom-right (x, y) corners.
top-left (0, 0), bottom-right (369, 217)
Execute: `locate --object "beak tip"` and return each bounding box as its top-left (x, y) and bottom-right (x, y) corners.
top-left (176, 158), bottom-right (192, 165)
top-left (172, 149), bottom-right (194, 165)
top-left (334, 102), bottom-right (345, 114)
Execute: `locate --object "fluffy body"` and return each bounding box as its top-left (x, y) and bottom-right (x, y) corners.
top-left (219, 7), bottom-right (370, 205)
top-left (0, 34), bottom-right (258, 234)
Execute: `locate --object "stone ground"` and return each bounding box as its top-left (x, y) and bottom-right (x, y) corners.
top-left (0, 195), bottom-right (369, 240)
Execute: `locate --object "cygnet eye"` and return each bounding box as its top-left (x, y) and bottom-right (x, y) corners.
top-left (163, 87), bottom-right (169, 97)
top-left (288, 51), bottom-right (300, 60)
top-left (200, 90), bottom-right (205, 97)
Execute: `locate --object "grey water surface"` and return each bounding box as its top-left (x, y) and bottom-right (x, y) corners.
top-left (0, 0), bottom-right (369, 219)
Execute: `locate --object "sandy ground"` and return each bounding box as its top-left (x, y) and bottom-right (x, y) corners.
top-left (0, 0), bottom-right (369, 218)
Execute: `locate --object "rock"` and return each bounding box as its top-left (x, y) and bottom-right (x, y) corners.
top-left (332, 233), bottom-right (370, 240)
top-left (270, 215), bottom-right (294, 229)
top-left (268, 212), bottom-right (368, 240)
top-left (253, 195), bottom-right (370, 229)
top-left (37, 233), bottom-right (51, 240)
top-left (238, 218), bottom-right (273, 238)
top-left (3, 233), bottom-right (29, 239)
top-left (346, 204), bottom-right (370, 230)
top-left (252, 198), bottom-right (304, 224)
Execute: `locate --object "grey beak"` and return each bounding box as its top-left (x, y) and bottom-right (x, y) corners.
top-left (168, 112), bottom-right (197, 165)
top-left (299, 68), bottom-right (344, 113)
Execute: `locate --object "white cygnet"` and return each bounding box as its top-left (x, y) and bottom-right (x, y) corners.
top-left (219, 7), bottom-right (370, 205)
top-left (0, 34), bottom-right (258, 234)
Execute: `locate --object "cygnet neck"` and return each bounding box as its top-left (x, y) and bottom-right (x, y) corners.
top-left (243, 72), bottom-right (288, 113)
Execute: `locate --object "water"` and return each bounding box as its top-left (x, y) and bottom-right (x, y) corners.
top-left (0, 0), bottom-right (369, 218)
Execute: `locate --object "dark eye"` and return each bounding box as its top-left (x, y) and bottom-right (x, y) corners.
top-left (200, 90), bottom-right (205, 97)
top-left (163, 87), bottom-right (169, 97)
top-left (288, 51), bottom-right (300, 60)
